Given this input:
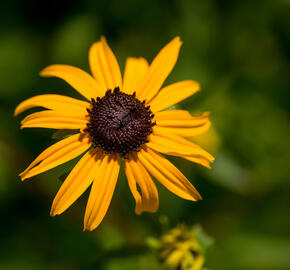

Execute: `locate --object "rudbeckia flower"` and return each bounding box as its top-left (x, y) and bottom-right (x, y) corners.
top-left (15, 37), bottom-right (214, 231)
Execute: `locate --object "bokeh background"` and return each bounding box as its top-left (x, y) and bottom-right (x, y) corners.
top-left (1, 0), bottom-right (290, 269)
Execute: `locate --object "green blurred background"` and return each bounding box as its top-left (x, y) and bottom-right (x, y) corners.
top-left (1, 0), bottom-right (290, 269)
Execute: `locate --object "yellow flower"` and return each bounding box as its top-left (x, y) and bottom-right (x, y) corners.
top-left (156, 225), bottom-right (209, 270)
top-left (15, 36), bottom-right (214, 231)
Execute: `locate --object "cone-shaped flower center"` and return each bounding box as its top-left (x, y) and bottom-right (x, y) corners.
top-left (85, 87), bottom-right (155, 156)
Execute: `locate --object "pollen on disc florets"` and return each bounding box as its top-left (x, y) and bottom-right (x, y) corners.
top-left (85, 87), bottom-right (155, 157)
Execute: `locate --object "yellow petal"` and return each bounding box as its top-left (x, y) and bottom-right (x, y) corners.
top-left (155, 122), bottom-right (211, 137)
top-left (182, 156), bottom-right (212, 169)
top-left (20, 133), bottom-right (91, 180)
top-left (40, 64), bottom-right (104, 100)
top-left (125, 153), bottom-right (159, 215)
top-left (138, 147), bottom-right (202, 201)
top-left (14, 94), bottom-right (90, 116)
top-left (154, 110), bottom-right (194, 121)
top-left (193, 256), bottom-right (205, 270)
top-left (147, 127), bottom-right (214, 162)
top-left (123, 57), bottom-right (149, 95)
top-left (149, 80), bottom-right (200, 112)
top-left (21, 110), bottom-right (87, 121)
top-left (89, 37), bottom-right (122, 92)
top-left (166, 249), bottom-right (184, 268)
top-left (154, 110), bottom-right (209, 125)
top-left (124, 160), bottom-right (142, 215)
top-left (20, 110), bottom-right (88, 130)
top-left (154, 111), bottom-right (210, 137)
top-left (51, 148), bottom-right (103, 216)
top-left (84, 153), bottom-right (120, 231)
top-left (135, 37), bottom-right (182, 102)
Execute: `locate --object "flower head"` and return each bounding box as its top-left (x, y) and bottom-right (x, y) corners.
top-left (85, 87), bottom-right (155, 156)
top-left (15, 36), bottom-right (214, 231)
top-left (148, 224), bottom-right (213, 270)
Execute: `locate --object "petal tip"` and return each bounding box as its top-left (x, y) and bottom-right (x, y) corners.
top-left (14, 107), bottom-right (20, 116)
top-left (135, 209), bottom-right (142, 215)
top-left (100, 36), bottom-right (106, 43)
top-left (173, 36), bottom-right (183, 48)
top-left (19, 175), bottom-right (26, 181)
top-left (83, 223), bottom-right (94, 232)
top-left (19, 170), bottom-right (30, 180)
top-left (39, 66), bottom-right (50, 77)
top-left (173, 36), bottom-right (181, 43)
top-left (50, 208), bottom-right (57, 217)
top-left (39, 65), bottom-right (61, 77)
top-left (192, 191), bottom-right (203, 201)
top-left (208, 155), bottom-right (215, 162)
top-left (191, 80), bottom-right (201, 90)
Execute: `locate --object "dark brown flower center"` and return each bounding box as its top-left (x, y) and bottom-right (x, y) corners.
top-left (85, 87), bottom-right (155, 157)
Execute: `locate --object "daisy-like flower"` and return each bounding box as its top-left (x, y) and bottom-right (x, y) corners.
top-left (15, 37), bottom-right (214, 231)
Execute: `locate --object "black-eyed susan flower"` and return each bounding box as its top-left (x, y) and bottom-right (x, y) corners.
top-left (149, 224), bottom-right (213, 270)
top-left (15, 37), bottom-right (214, 231)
